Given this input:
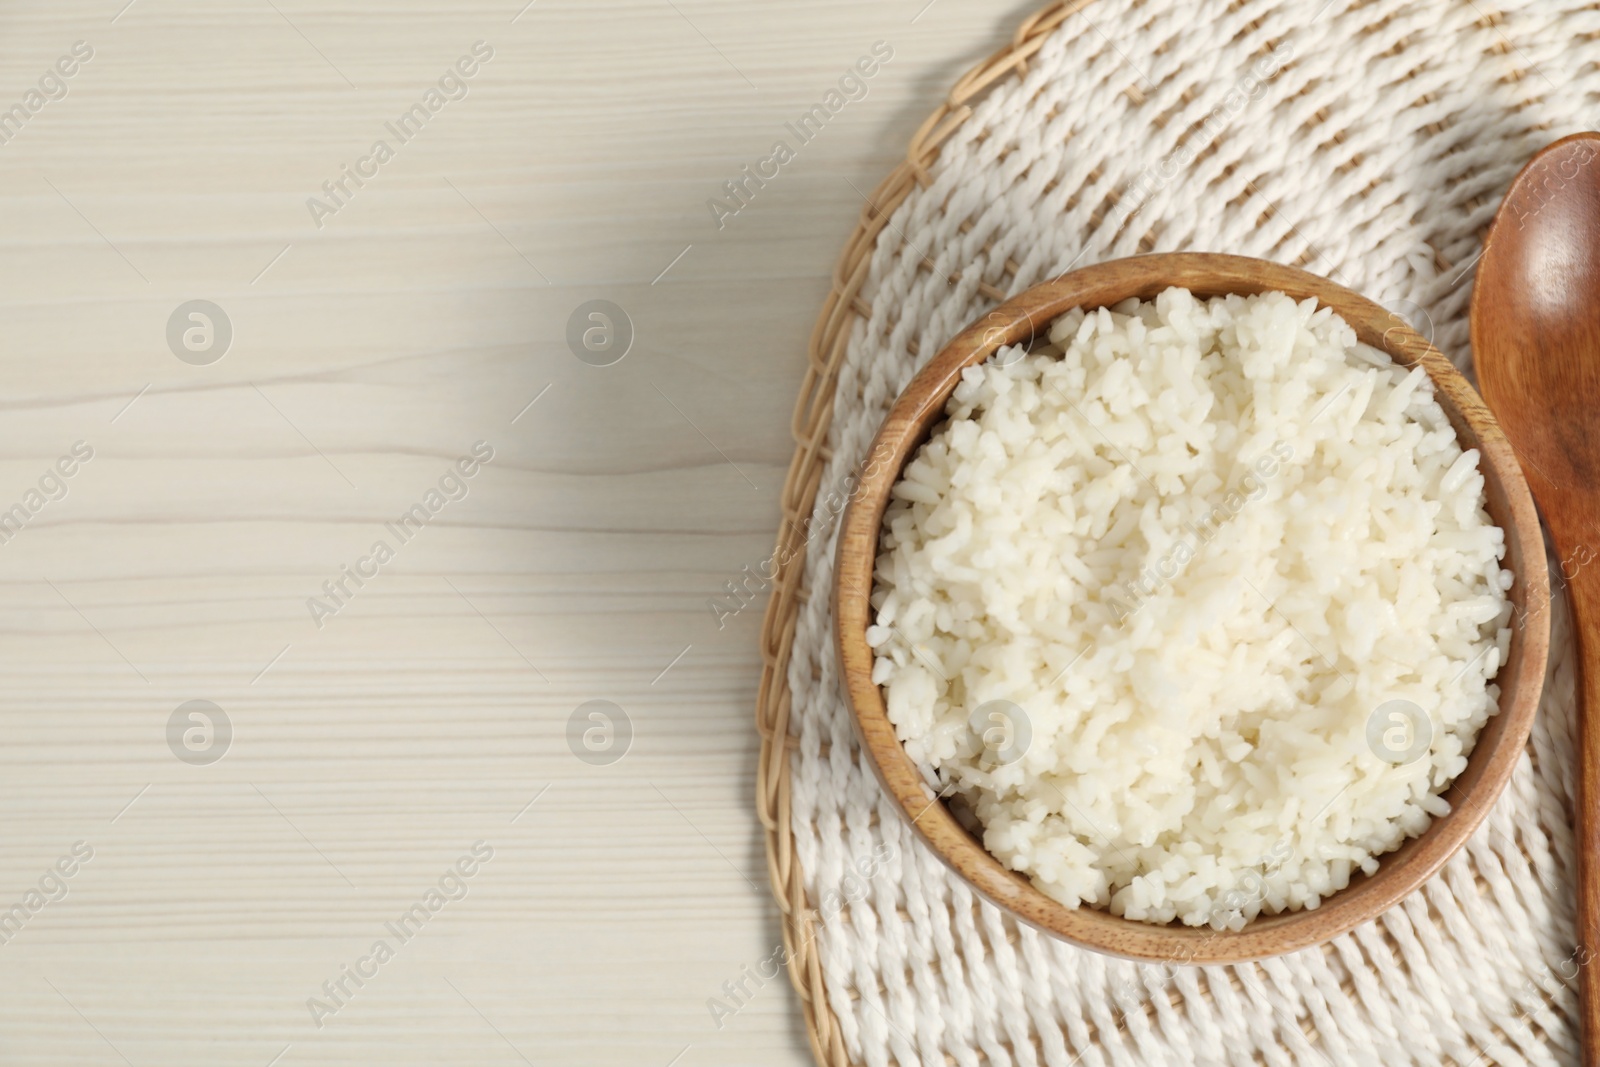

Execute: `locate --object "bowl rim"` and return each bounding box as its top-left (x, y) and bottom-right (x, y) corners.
top-left (833, 251), bottom-right (1550, 964)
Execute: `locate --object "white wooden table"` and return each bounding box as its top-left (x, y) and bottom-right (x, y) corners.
top-left (0, 1), bottom-right (1041, 1062)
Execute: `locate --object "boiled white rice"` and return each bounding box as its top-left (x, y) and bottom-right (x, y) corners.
top-left (867, 287), bottom-right (1513, 929)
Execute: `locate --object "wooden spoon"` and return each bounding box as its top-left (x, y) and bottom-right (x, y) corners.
top-left (1472, 130), bottom-right (1600, 1059)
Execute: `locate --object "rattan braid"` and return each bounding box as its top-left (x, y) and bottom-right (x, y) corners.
top-left (754, 1), bottom-right (1590, 1063)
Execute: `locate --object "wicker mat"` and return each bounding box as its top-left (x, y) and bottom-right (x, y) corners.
top-left (754, 1), bottom-right (1592, 1063)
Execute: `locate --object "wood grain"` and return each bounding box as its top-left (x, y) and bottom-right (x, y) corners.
top-left (835, 252), bottom-right (1550, 964)
top-left (0, 0), bottom-right (1058, 1063)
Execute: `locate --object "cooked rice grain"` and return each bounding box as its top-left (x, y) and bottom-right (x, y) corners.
top-left (867, 288), bottom-right (1512, 929)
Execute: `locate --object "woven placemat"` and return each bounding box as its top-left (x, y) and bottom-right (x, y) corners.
top-left (755, 1), bottom-right (1592, 1063)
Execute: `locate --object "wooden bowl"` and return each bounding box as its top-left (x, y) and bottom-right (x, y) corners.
top-left (834, 252), bottom-right (1550, 964)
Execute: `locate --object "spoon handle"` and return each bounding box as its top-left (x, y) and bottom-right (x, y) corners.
top-left (1571, 563), bottom-right (1600, 1062)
